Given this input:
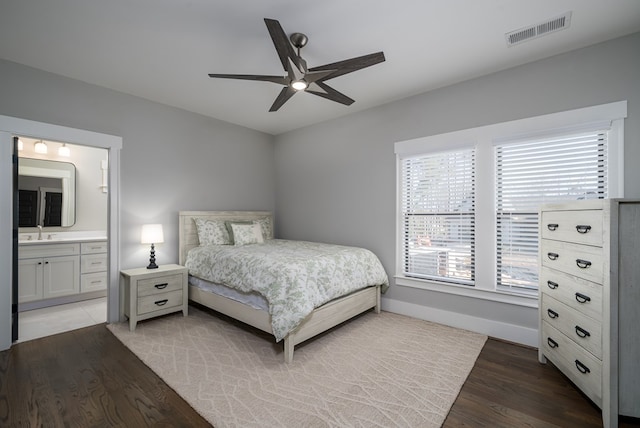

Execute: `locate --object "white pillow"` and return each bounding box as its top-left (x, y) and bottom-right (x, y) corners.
top-left (194, 218), bottom-right (231, 245)
top-left (254, 217), bottom-right (273, 240)
top-left (231, 223), bottom-right (264, 246)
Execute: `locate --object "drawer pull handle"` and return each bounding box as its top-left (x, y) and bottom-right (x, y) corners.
top-left (547, 337), bottom-right (559, 348)
top-left (547, 223), bottom-right (559, 231)
top-left (90, 280), bottom-right (101, 284)
top-left (154, 283), bottom-right (168, 289)
top-left (576, 259), bottom-right (591, 269)
top-left (547, 252), bottom-right (559, 261)
top-left (575, 325), bottom-right (591, 338)
top-left (575, 292), bottom-right (591, 303)
top-left (154, 299), bottom-right (168, 306)
top-left (547, 309), bottom-right (559, 319)
top-left (575, 225), bottom-right (591, 234)
top-left (575, 360), bottom-right (591, 374)
top-left (547, 280), bottom-right (559, 289)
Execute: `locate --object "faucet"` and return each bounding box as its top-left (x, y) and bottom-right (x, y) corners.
top-left (37, 225), bottom-right (43, 240)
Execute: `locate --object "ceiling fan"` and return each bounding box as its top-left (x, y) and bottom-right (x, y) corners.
top-left (208, 18), bottom-right (385, 112)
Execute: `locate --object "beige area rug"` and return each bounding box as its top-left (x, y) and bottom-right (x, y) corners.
top-left (107, 306), bottom-right (487, 428)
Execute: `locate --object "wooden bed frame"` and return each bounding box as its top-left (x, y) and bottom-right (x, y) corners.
top-left (178, 211), bottom-right (381, 363)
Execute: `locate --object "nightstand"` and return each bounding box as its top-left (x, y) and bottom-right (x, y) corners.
top-left (120, 264), bottom-right (188, 331)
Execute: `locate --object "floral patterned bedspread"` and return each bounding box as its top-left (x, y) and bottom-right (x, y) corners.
top-left (185, 239), bottom-right (389, 341)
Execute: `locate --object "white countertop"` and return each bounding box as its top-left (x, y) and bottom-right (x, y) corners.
top-left (19, 230), bottom-right (107, 245)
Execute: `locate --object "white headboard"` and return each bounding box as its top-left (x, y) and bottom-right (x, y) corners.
top-left (178, 210), bottom-right (273, 265)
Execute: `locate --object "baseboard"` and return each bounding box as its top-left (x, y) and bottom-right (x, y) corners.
top-left (381, 298), bottom-right (538, 348)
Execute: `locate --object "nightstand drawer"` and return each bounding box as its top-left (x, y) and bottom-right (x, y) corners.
top-left (137, 273), bottom-right (184, 297)
top-left (541, 210), bottom-right (603, 246)
top-left (137, 289), bottom-right (183, 315)
top-left (541, 321), bottom-right (602, 407)
top-left (541, 293), bottom-right (602, 359)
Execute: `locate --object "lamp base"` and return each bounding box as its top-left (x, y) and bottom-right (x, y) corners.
top-left (147, 243), bottom-right (159, 269)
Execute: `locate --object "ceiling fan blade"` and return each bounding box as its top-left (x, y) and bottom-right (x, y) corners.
top-left (306, 81), bottom-right (355, 106)
top-left (208, 74), bottom-right (288, 85)
top-left (309, 51), bottom-right (385, 80)
top-left (264, 18), bottom-right (303, 73)
top-left (269, 86), bottom-right (297, 112)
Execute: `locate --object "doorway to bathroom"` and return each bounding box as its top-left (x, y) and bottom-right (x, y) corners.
top-left (0, 114), bottom-right (122, 352)
top-left (15, 137), bottom-right (109, 342)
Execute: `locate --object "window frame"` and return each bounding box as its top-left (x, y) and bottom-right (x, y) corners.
top-left (395, 101), bottom-right (626, 308)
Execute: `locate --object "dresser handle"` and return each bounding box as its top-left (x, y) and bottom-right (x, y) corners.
top-left (547, 280), bottom-right (559, 289)
top-left (154, 299), bottom-right (168, 306)
top-left (547, 223), bottom-right (559, 231)
top-left (575, 325), bottom-right (591, 338)
top-left (575, 360), bottom-right (590, 374)
top-left (575, 292), bottom-right (591, 303)
top-left (547, 309), bottom-right (559, 319)
top-left (154, 283), bottom-right (168, 289)
top-left (575, 259), bottom-right (591, 269)
top-left (547, 337), bottom-right (559, 348)
top-left (547, 252), bottom-right (559, 261)
top-left (575, 225), bottom-right (591, 234)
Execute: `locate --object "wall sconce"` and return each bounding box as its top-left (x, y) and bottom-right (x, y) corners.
top-left (141, 224), bottom-right (164, 269)
top-left (58, 143), bottom-right (71, 157)
top-left (34, 140), bottom-right (47, 154)
top-left (17, 138), bottom-right (24, 151)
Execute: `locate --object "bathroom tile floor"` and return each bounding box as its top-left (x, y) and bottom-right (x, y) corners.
top-left (17, 297), bottom-right (107, 342)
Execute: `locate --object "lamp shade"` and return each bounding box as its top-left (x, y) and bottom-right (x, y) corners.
top-left (141, 224), bottom-right (164, 244)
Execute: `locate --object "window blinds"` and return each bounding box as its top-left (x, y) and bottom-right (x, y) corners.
top-left (495, 130), bottom-right (608, 293)
top-left (400, 149), bottom-right (475, 285)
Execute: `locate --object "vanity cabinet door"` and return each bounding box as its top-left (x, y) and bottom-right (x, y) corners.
top-left (18, 258), bottom-right (44, 302)
top-left (42, 255), bottom-right (80, 299)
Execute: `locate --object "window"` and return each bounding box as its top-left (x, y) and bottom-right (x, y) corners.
top-left (400, 149), bottom-right (475, 285)
top-left (495, 130), bottom-right (608, 294)
top-left (395, 101), bottom-right (625, 306)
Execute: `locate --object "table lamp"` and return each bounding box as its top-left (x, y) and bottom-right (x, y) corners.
top-left (141, 224), bottom-right (164, 269)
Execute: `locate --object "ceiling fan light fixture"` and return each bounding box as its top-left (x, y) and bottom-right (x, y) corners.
top-left (291, 80), bottom-right (307, 91)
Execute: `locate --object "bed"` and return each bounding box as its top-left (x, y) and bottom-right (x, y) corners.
top-left (178, 210), bottom-right (388, 363)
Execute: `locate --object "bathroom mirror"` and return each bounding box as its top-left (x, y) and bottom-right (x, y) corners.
top-left (18, 158), bottom-right (76, 227)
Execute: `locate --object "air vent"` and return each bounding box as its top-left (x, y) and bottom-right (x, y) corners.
top-left (505, 12), bottom-right (572, 46)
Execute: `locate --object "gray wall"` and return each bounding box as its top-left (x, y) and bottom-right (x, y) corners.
top-left (274, 32), bottom-right (640, 337)
top-left (0, 59), bottom-right (276, 269)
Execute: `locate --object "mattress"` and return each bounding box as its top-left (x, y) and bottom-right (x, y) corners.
top-left (188, 274), bottom-right (268, 311)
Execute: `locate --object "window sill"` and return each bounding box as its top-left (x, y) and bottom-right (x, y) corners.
top-left (394, 275), bottom-right (539, 308)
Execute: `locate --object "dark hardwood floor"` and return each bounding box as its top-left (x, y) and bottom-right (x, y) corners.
top-left (1, 322), bottom-right (639, 427)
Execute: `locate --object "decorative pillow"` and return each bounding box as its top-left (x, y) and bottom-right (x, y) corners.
top-left (231, 223), bottom-right (264, 246)
top-left (224, 220), bottom-right (253, 244)
top-left (194, 218), bottom-right (231, 245)
top-left (254, 217), bottom-right (273, 240)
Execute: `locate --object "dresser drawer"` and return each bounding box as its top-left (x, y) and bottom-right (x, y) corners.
top-left (137, 273), bottom-right (184, 297)
top-left (541, 210), bottom-right (603, 246)
top-left (541, 294), bottom-right (602, 359)
top-left (81, 253), bottom-right (108, 273)
top-left (81, 241), bottom-right (107, 254)
top-left (541, 240), bottom-right (604, 284)
top-left (137, 289), bottom-right (183, 315)
top-left (541, 321), bottom-right (602, 407)
top-left (540, 266), bottom-right (603, 322)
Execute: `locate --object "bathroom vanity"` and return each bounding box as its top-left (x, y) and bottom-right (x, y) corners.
top-left (18, 232), bottom-right (107, 311)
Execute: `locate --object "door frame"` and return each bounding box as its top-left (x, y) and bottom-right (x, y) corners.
top-left (0, 115), bottom-right (122, 350)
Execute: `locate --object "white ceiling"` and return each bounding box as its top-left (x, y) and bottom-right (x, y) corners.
top-left (1, 1), bottom-right (639, 135)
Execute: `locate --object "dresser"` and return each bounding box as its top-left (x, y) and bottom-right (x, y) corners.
top-left (120, 264), bottom-right (188, 331)
top-left (538, 199), bottom-right (640, 428)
